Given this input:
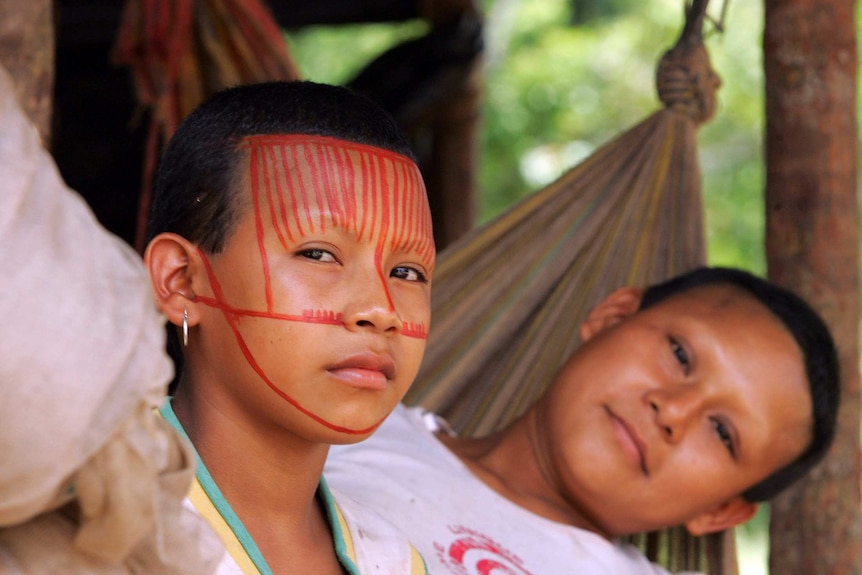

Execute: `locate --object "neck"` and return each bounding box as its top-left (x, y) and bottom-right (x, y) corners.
top-left (169, 369), bottom-right (347, 575)
top-left (171, 385), bottom-right (329, 526)
top-left (441, 408), bottom-right (610, 537)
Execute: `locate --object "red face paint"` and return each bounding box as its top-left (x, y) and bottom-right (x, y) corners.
top-left (195, 135), bottom-right (434, 435)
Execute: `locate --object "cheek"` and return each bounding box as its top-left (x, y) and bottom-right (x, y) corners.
top-left (657, 442), bottom-right (743, 501)
top-left (207, 260), bottom-right (263, 307)
top-left (264, 265), bottom-right (342, 315)
top-left (394, 338), bottom-right (429, 392)
top-left (239, 315), bottom-right (302, 346)
top-left (405, 335), bottom-right (428, 362)
top-left (391, 287), bottom-right (431, 328)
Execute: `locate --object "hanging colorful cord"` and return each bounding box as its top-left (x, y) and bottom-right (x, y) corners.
top-left (112, 0), bottom-right (300, 252)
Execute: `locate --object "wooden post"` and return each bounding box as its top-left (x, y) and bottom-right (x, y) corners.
top-left (0, 0), bottom-right (53, 143)
top-left (423, 57), bottom-right (482, 250)
top-left (764, 0), bottom-right (861, 573)
top-left (420, 0), bottom-right (483, 250)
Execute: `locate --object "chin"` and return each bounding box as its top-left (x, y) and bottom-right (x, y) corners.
top-left (319, 405), bottom-right (391, 438)
top-left (328, 430), bottom-right (376, 446)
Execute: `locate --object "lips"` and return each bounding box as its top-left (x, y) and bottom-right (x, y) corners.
top-left (327, 353), bottom-right (396, 390)
top-left (605, 407), bottom-right (649, 476)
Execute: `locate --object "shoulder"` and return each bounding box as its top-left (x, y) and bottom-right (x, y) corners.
top-left (324, 481), bottom-right (429, 575)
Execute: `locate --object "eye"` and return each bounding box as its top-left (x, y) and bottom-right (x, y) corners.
top-left (391, 265), bottom-right (428, 283)
top-left (669, 337), bottom-right (690, 373)
top-left (711, 417), bottom-right (736, 458)
top-left (298, 248), bottom-right (338, 263)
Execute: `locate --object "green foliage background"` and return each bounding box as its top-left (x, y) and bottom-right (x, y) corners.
top-left (287, 0), bottom-right (768, 274)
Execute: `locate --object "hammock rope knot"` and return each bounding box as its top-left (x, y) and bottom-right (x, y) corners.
top-left (656, 39), bottom-right (721, 125)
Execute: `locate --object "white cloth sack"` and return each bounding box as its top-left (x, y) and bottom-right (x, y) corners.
top-left (0, 62), bottom-right (223, 574)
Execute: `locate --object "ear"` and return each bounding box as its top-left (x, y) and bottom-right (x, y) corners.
top-left (579, 287), bottom-right (644, 342)
top-left (144, 233), bottom-right (201, 330)
top-left (684, 497), bottom-right (758, 536)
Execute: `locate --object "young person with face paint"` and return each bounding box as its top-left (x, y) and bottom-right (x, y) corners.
top-left (325, 267), bottom-right (840, 575)
top-left (144, 82), bottom-right (435, 575)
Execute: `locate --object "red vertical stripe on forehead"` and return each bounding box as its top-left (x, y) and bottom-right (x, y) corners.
top-left (398, 161), bottom-right (412, 250)
top-left (374, 153), bottom-right (395, 311)
top-left (281, 143), bottom-right (307, 238)
top-left (403, 163), bottom-right (418, 252)
top-left (375, 153), bottom-right (391, 239)
top-left (275, 145), bottom-right (293, 244)
top-left (392, 157), bottom-right (405, 248)
top-left (412, 167), bottom-right (426, 256)
top-left (357, 150), bottom-right (371, 242)
top-left (264, 145), bottom-right (289, 250)
top-left (248, 146), bottom-right (274, 310)
top-left (300, 143), bottom-right (326, 233)
top-left (367, 151), bottom-right (380, 244)
top-left (316, 143), bottom-right (336, 231)
top-left (406, 162), bottom-right (417, 250)
top-left (334, 143), bottom-right (358, 236)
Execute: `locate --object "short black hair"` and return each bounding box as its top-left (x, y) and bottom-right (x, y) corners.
top-left (148, 80), bottom-right (417, 252)
top-left (641, 266), bottom-right (840, 502)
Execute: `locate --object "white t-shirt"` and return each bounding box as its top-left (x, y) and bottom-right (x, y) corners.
top-left (326, 404), bottom-right (701, 575)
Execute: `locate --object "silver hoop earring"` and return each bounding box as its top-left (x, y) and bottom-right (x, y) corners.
top-left (182, 307), bottom-right (189, 347)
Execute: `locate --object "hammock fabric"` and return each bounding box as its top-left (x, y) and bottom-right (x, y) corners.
top-left (403, 4), bottom-right (736, 573)
top-left (112, 0), bottom-right (300, 251)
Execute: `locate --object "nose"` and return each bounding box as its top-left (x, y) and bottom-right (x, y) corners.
top-left (342, 268), bottom-right (403, 334)
top-left (644, 384), bottom-right (705, 443)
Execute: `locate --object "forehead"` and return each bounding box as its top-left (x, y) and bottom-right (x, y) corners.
top-left (648, 284), bottom-right (779, 325)
top-left (239, 133), bottom-right (423, 199)
top-left (236, 134), bottom-right (435, 257)
top-left (643, 284), bottom-right (802, 369)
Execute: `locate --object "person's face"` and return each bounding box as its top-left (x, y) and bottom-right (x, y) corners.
top-left (537, 284), bottom-right (812, 537)
top-left (193, 135), bottom-right (434, 441)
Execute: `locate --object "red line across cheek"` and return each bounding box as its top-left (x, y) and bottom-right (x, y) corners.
top-left (402, 322), bottom-right (428, 339)
top-left (195, 253), bottom-right (378, 434)
top-left (193, 296), bottom-right (343, 326)
top-left (197, 246), bottom-right (426, 339)
top-left (374, 248), bottom-right (397, 312)
top-left (247, 157), bottom-right (275, 312)
top-left (196, 294), bottom-right (427, 339)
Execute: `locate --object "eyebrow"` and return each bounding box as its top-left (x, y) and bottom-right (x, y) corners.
top-left (391, 238), bottom-right (436, 269)
top-left (323, 219), bottom-right (436, 270)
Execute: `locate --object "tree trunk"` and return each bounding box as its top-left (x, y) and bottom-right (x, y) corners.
top-left (0, 0), bottom-right (54, 143)
top-left (764, 1), bottom-right (861, 573)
